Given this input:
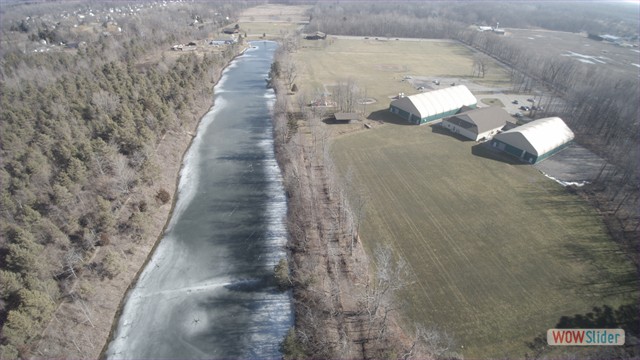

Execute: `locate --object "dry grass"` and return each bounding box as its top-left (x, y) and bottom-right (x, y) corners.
top-left (293, 38), bottom-right (512, 115)
top-left (240, 22), bottom-right (300, 38)
top-left (238, 4), bottom-right (310, 39)
top-left (331, 124), bottom-right (638, 358)
top-left (295, 35), bottom-right (638, 358)
top-left (238, 4), bottom-right (311, 23)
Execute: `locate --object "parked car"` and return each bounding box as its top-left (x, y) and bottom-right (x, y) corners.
top-left (514, 112), bottom-right (523, 118)
top-left (519, 105), bottom-right (530, 111)
top-left (512, 100), bottom-right (519, 104)
top-left (433, 80), bottom-right (440, 85)
top-left (527, 98), bottom-right (535, 103)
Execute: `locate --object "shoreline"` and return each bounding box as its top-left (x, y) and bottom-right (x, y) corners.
top-left (32, 39), bottom-right (292, 360)
top-left (98, 46), bottom-right (249, 359)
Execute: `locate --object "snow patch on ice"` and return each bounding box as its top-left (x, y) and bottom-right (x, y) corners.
top-left (168, 96), bottom-right (228, 231)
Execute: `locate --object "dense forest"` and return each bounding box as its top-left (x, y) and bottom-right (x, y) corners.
top-left (0, 1), bottom-right (251, 358)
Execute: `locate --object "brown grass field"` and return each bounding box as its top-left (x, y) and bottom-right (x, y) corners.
top-left (331, 125), bottom-right (638, 358)
top-left (240, 22), bottom-right (300, 38)
top-left (238, 4), bottom-right (311, 23)
top-left (291, 37), bottom-right (639, 357)
top-left (238, 4), bottom-right (309, 39)
top-left (293, 38), bottom-right (512, 116)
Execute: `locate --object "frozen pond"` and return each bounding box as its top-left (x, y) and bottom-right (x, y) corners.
top-left (106, 41), bottom-right (293, 359)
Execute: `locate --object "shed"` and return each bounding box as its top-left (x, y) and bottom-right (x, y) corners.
top-left (388, 85), bottom-right (477, 125)
top-left (490, 117), bottom-right (574, 164)
top-left (441, 106), bottom-right (512, 141)
top-left (333, 112), bottom-right (359, 123)
top-left (305, 31), bottom-right (326, 40)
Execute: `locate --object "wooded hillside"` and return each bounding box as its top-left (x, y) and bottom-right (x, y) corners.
top-left (0, 1), bottom-right (250, 358)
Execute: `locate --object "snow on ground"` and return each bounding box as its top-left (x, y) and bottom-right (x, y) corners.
top-left (562, 51), bottom-right (607, 64)
top-left (534, 144), bottom-right (607, 187)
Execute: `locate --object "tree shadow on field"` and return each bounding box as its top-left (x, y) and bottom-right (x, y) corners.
top-left (367, 109), bottom-right (413, 125)
top-left (567, 253), bottom-right (639, 299)
top-left (525, 303), bottom-right (640, 359)
top-left (471, 142), bottom-right (524, 165)
top-left (430, 123), bottom-right (473, 142)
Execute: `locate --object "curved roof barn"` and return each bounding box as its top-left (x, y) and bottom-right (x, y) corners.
top-left (491, 117), bottom-right (574, 163)
top-left (389, 85), bottom-right (477, 124)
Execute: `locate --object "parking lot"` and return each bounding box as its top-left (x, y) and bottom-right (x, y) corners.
top-left (534, 144), bottom-right (607, 186)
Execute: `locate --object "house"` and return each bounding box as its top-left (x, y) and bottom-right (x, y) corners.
top-left (441, 107), bottom-right (513, 141)
top-left (490, 117), bottom-right (574, 164)
top-left (210, 38), bottom-right (235, 46)
top-left (388, 85), bottom-right (477, 125)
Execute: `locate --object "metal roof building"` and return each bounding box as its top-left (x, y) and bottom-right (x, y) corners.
top-left (490, 117), bottom-right (574, 164)
top-left (388, 85), bottom-right (477, 125)
top-left (332, 112), bottom-right (359, 123)
top-left (441, 106), bottom-right (513, 141)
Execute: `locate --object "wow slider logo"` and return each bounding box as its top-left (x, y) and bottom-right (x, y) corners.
top-left (547, 329), bottom-right (625, 346)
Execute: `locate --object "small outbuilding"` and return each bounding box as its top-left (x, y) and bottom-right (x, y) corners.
top-left (333, 112), bottom-right (359, 123)
top-left (490, 117), bottom-right (574, 164)
top-left (388, 85), bottom-right (477, 125)
top-left (441, 106), bottom-right (512, 141)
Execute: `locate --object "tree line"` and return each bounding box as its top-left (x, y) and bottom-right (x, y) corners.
top-left (0, 1), bottom-right (249, 358)
top-left (305, 1), bottom-right (638, 39)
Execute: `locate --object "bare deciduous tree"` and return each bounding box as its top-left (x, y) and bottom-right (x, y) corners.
top-left (472, 53), bottom-right (489, 78)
